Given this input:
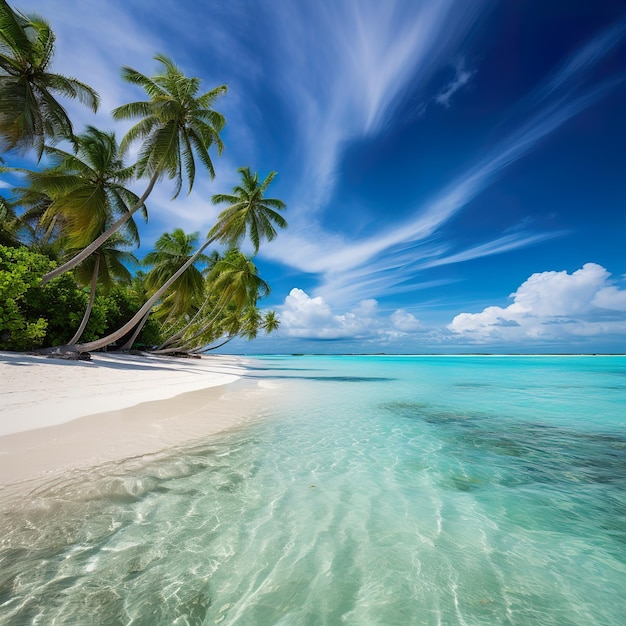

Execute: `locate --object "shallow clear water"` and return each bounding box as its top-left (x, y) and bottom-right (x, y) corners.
top-left (1, 355), bottom-right (625, 625)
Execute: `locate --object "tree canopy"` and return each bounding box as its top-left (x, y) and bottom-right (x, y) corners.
top-left (0, 1), bottom-right (287, 355)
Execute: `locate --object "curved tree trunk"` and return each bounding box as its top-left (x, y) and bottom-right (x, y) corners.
top-left (157, 298), bottom-right (210, 350)
top-left (41, 170), bottom-right (159, 285)
top-left (119, 310), bottom-right (151, 351)
top-left (67, 254), bottom-right (100, 345)
top-left (41, 215), bottom-right (58, 247)
top-left (75, 234), bottom-right (219, 353)
top-left (195, 335), bottom-right (235, 352)
top-left (157, 294), bottom-right (230, 351)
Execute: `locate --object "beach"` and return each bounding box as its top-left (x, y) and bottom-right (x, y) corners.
top-left (0, 351), bottom-right (256, 490)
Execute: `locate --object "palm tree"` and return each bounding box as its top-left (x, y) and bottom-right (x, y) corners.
top-left (209, 167), bottom-right (287, 253)
top-left (21, 125), bottom-right (143, 251)
top-left (262, 310), bottom-right (280, 334)
top-left (198, 309), bottom-right (280, 353)
top-left (8, 185), bottom-right (68, 258)
top-left (67, 233), bottom-right (135, 345)
top-left (143, 228), bottom-right (208, 323)
top-left (0, 193), bottom-right (18, 245)
top-left (74, 166), bottom-right (287, 353)
top-left (41, 54), bottom-right (227, 284)
top-left (118, 228), bottom-right (209, 350)
top-left (193, 305), bottom-right (261, 353)
top-left (157, 251), bottom-right (270, 353)
top-left (0, 1), bottom-right (99, 157)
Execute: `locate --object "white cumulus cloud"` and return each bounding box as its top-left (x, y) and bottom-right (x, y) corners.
top-left (278, 288), bottom-right (423, 341)
top-left (390, 309), bottom-right (422, 332)
top-left (448, 263), bottom-right (626, 342)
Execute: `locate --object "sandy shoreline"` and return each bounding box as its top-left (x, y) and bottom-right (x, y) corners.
top-left (0, 352), bottom-right (262, 492)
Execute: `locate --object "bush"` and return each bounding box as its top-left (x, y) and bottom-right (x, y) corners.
top-left (0, 245), bottom-right (162, 351)
top-left (0, 245), bottom-right (90, 350)
top-left (0, 245), bottom-right (51, 349)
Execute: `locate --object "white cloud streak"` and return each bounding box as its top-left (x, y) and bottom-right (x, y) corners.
top-left (434, 58), bottom-right (475, 108)
top-left (538, 18), bottom-right (626, 102)
top-left (264, 0), bottom-right (489, 210)
top-left (261, 13), bottom-right (626, 307)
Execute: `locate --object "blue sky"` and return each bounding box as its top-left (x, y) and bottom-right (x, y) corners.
top-left (5, 0), bottom-right (626, 353)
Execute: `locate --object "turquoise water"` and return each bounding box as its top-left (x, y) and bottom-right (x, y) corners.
top-left (1, 355), bottom-right (625, 625)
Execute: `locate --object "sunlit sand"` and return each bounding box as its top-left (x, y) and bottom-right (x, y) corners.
top-left (0, 352), bottom-right (257, 488)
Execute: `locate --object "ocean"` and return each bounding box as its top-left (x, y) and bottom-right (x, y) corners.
top-left (1, 355), bottom-right (625, 625)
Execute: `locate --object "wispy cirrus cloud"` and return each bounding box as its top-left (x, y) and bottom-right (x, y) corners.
top-left (262, 12), bottom-right (626, 308)
top-left (263, 0), bottom-right (489, 210)
top-left (434, 58), bottom-right (475, 108)
top-left (263, 78), bottom-right (615, 306)
top-left (537, 18), bottom-right (626, 102)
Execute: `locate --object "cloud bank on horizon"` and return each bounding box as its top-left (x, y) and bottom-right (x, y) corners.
top-left (272, 263), bottom-right (626, 351)
top-left (8, 0), bottom-right (626, 352)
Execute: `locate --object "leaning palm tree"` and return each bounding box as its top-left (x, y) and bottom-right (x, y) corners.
top-left (209, 167), bottom-right (287, 253)
top-left (156, 248), bottom-right (221, 346)
top-left (157, 251), bottom-right (270, 353)
top-left (193, 305), bottom-right (260, 353)
top-left (67, 233), bottom-right (135, 345)
top-left (74, 166), bottom-right (287, 353)
top-left (198, 308), bottom-right (280, 353)
top-left (118, 228), bottom-right (209, 350)
top-left (143, 228), bottom-right (209, 324)
top-left (41, 54), bottom-right (227, 284)
top-left (21, 125), bottom-right (144, 251)
top-left (0, 1), bottom-right (99, 157)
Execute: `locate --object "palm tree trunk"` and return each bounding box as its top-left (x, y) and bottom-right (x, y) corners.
top-left (157, 292), bottom-right (229, 350)
top-left (196, 335), bottom-right (235, 352)
top-left (165, 313), bottom-right (220, 351)
top-left (75, 233), bottom-right (219, 353)
top-left (67, 254), bottom-right (100, 345)
top-left (119, 310), bottom-right (151, 351)
top-left (40, 170), bottom-right (160, 285)
top-left (157, 298), bottom-right (211, 350)
top-left (41, 215), bottom-right (58, 247)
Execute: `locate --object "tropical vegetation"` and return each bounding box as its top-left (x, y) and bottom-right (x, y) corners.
top-left (0, 1), bottom-right (286, 355)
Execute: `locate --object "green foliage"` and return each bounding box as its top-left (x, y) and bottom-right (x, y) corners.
top-left (22, 126), bottom-right (144, 250)
top-left (0, 1), bottom-right (100, 157)
top-left (0, 244), bottom-right (49, 349)
top-left (112, 54), bottom-right (227, 198)
top-left (20, 272), bottom-right (88, 346)
top-left (210, 167), bottom-right (287, 254)
top-left (1, 5), bottom-right (286, 354)
top-left (143, 228), bottom-right (208, 323)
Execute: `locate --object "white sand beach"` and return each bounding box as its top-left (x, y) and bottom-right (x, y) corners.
top-left (0, 352), bottom-right (258, 489)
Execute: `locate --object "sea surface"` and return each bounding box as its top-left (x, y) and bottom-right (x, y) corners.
top-left (1, 355), bottom-right (625, 625)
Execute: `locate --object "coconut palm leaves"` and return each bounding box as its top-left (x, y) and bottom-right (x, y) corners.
top-left (167, 251), bottom-right (270, 351)
top-left (143, 228), bottom-right (209, 323)
top-left (156, 251), bottom-right (275, 354)
top-left (75, 167), bottom-right (286, 353)
top-left (210, 167), bottom-right (287, 253)
top-left (41, 54), bottom-right (226, 284)
top-left (114, 54), bottom-right (227, 198)
top-left (21, 125), bottom-right (143, 251)
top-left (0, 1), bottom-right (99, 157)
